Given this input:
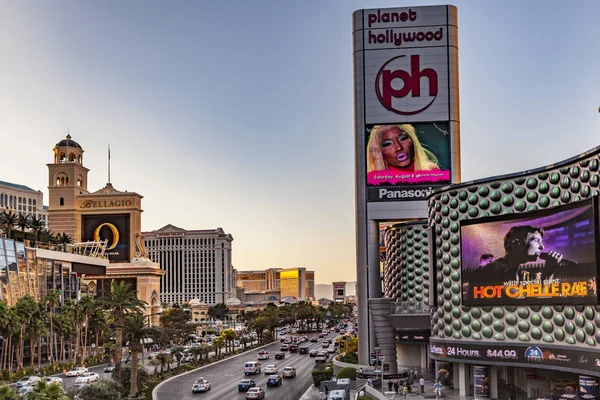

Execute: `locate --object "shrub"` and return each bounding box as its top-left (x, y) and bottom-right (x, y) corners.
top-left (339, 350), bottom-right (358, 364)
top-left (311, 368), bottom-right (333, 386)
top-left (357, 396), bottom-right (373, 400)
top-left (337, 367), bottom-right (357, 380)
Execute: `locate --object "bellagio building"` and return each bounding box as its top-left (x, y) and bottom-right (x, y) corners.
top-left (46, 135), bottom-right (165, 324)
top-left (143, 224), bottom-right (234, 306)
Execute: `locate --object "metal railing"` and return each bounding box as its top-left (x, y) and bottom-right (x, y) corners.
top-left (391, 302), bottom-right (431, 315)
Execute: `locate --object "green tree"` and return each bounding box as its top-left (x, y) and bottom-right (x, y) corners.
top-left (159, 308), bottom-right (193, 343)
top-left (78, 295), bottom-right (97, 362)
top-left (25, 317), bottom-right (45, 370)
top-left (122, 313), bottom-right (160, 398)
top-left (74, 379), bottom-right (123, 400)
top-left (28, 216), bottom-right (45, 244)
top-left (115, 366), bottom-right (148, 399)
top-left (207, 303), bottom-right (229, 320)
top-left (170, 345), bottom-right (185, 369)
top-left (45, 289), bottom-right (61, 363)
top-left (25, 380), bottom-right (68, 400)
top-left (55, 232), bottom-right (72, 246)
top-left (98, 280), bottom-right (147, 380)
top-left (220, 329), bottom-right (237, 353)
top-left (15, 295), bottom-right (38, 370)
top-left (0, 210), bottom-right (17, 239)
top-left (16, 213), bottom-right (30, 240)
top-left (0, 385), bottom-right (20, 400)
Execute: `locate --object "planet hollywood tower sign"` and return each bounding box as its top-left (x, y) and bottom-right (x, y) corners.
top-left (352, 5), bottom-right (460, 365)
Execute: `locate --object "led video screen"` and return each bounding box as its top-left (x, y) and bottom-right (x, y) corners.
top-left (365, 122), bottom-right (450, 187)
top-left (461, 198), bottom-right (599, 306)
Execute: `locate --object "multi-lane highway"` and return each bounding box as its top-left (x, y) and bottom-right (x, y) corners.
top-left (155, 332), bottom-right (335, 400)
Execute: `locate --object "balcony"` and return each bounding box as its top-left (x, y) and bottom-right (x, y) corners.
top-left (387, 301), bottom-right (431, 330)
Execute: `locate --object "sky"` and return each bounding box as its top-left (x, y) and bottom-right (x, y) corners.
top-left (1, 1), bottom-right (599, 285)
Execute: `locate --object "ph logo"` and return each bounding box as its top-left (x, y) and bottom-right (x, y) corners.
top-left (375, 54), bottom-right (438, 115)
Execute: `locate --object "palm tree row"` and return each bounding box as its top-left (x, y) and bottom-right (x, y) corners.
top-left (0, 291), bottom-right (112, 373)
top-left (0, 209), bottom-right (72, 245)
top-left (239, 300), bottom-right (354, 344)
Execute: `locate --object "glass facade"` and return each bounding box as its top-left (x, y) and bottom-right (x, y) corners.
top-left (0, 238), bottom-right (80, 306)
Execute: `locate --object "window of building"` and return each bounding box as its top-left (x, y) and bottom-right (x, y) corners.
top-left (59, 197), bottom-right (64, 206)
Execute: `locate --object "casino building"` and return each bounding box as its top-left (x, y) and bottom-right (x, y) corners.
top-left (142, 224), bottom-right (234, 306)
top-left (353, 4), bottom-right (600, 399)
top-left (46, 135), bottom-right (164, 324)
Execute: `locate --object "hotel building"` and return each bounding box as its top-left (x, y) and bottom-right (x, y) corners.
top-left (0, 180), bottom-right (49, 227)
top-left (143, 224), bottom-right (234, 306)
top-left (236, 267), bottom-right (315, 301)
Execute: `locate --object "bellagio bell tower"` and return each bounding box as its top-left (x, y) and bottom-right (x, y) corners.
top-left (47, 135), bottom-right (90, 240)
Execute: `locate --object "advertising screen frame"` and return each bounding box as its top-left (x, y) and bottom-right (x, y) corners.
top-left (81, 214), bottom-right (130, 263)
top-left (460, 197), bottom-right (600, 306)
top-left (365, 121), bottom-right (451, 187)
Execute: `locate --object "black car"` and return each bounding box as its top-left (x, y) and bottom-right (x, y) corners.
top-left (289, 344), bottom-right (299, 353)
top-left (266, 374), bottom-right (283, 387)
top-left (299, 346), bottom-right (309, 354)
top-left (309, 349), bottom-right (319, 357)
top-left (275, 352), bottom-right (285, 360)
top-left (238, 379), bottom-right (256, 392)
top-left (311, 337), bottom-right (318, 342)
top-left (280, 344), bottom-right (289, 351)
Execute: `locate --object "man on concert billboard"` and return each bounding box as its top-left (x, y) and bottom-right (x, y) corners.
top-left (461, 200), bottom-right (598, 305)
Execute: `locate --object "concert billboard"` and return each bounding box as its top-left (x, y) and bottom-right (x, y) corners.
top-left (366, 122), bottom-right (450, 188)
top-left (82, 214), bottom-right (130, 262)
top-left (461, 198), bottom-right (599, 306)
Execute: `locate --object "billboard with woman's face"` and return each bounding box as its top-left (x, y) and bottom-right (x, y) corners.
top-left (365, 122), bottom-right (450, 190)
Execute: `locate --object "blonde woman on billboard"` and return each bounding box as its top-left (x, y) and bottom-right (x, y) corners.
top-left (366, 124), bottom-right (447, 185)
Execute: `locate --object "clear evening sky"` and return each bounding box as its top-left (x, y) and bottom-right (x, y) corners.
top-left (1, 1), bottom-right (599, 284)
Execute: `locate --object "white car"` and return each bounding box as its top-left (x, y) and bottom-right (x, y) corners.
top-left (16, 376), bottom-right (41, 387)
top-left (45, 376), bottom-right (64, 386)
top-left (191, 377), bottom-right (211, 392)
top-left (264, 364), bottom-right (278, 374)
top-left (75, 372), bottom-right (100, 384)
top-left (257, 351), bottom-right (269, 360)
top-left (65, 367), bottom-right (88, 377)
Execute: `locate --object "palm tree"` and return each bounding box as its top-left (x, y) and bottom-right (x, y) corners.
top-left (28, 216), bottom-right (45, 244)
top-left (78, 295), bottom-right (97, 362)
top-left (190, 346), bottom-right (202, 364)
top-left (0, 385), bottom-right (20, 400)
top-left (45, 289), bottom-right (61, 363)
top-left (25, 317), bottom-right (46, 370)
top-left (149, 357), bottom-right (162, 376)
top-left (154, 351), bottom-right (173, 376)
top-left (55, 232), bottom-right (72, 250)
top-left (98, 280), bottom-right (147, 380)
top-left (122, 313), bottom-right (160, 398)
top-left (16, 213), bottom-right (30, 240)
top-left (220, 329), bottom-right (237, 353)
top-left (170, 345), bottom-right (185, 369)
top-left (15, 295), bottom-right (37, 370)
top-left (0, 210), bottom-right (17, 239)
top-left (212, 337), bottom-right (225, 357)
top-left (27, 379), bottom-right (69, 400)
top-left (1, 307), bottom-right (19, 372)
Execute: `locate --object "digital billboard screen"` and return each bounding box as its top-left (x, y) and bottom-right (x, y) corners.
top-left (366, 122), bottom-right (450, 187)
top-left (461, 198), bottom-right (599, 306)
top-left (82, 214), bottom-right (130, 263)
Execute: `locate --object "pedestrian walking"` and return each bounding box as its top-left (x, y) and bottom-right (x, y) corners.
top-left (419, 376), bottom-right (425, 395)
top-left (324, 385), bottom-right (329, 396)
top-left (402, 383), bottom-right (409, 400)
top-left (394, 380), bottom-right (400, 394)
top-left (388, 380), bottom-right (394, 392)
top-left (368, 377), bottom-right (374, 387)
top-left (434, 381), bottom-right (443, 399)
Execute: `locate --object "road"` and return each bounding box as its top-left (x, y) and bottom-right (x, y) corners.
top-left (155, 332), bottom-right (336, 400)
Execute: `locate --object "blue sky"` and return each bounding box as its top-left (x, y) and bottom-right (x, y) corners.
top-left (1, 1), bottom-right (599, 284)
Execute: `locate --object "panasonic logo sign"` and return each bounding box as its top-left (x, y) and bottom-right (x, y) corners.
top-left (378, 187), bottom-right (434, 199)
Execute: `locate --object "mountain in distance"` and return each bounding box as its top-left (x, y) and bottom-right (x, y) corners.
top-left (315, 282), bottom-right (357, 300)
